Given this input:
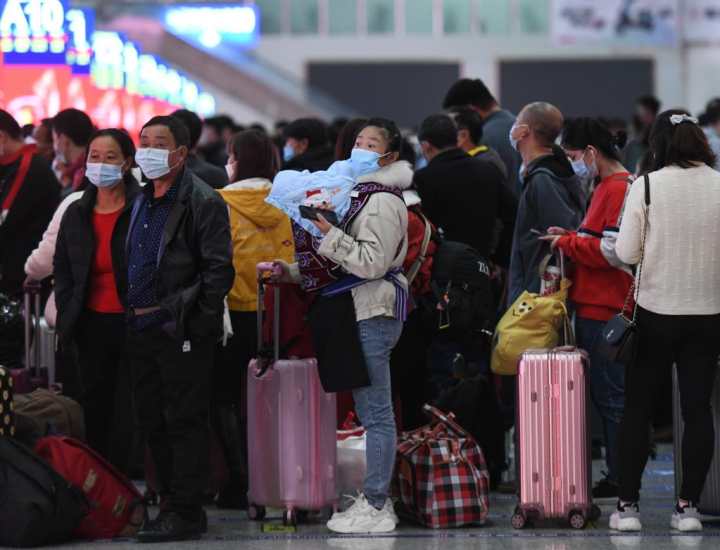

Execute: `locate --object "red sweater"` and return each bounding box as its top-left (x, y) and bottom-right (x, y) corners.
top-left (87, 209), bottom-right (124, 314)
top-left (556, 172), bottom-right (633, 321)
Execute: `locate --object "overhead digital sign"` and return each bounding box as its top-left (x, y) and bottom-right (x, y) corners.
top-left (65, 6), bottom-right (92, 73)
top-left (0, 0), bottom-right (68, 64)
top-left (164, 4), bottom-right (258, 49)
top-left (1, 3), bottom-right (216, 135)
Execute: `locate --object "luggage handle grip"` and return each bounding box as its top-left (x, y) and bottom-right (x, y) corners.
top-left (255, 274), bottom-right (280, 376)
top-left (422, 404), bottom-right (472, 440)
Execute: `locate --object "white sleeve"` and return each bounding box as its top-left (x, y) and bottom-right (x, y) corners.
top-left (24, 192), bottom-right (83, 280)
top-left (615, 179), bottom-right (645, 266)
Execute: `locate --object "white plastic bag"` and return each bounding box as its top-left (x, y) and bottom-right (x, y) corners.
top-left (337, 432), bottom-right (367, 503)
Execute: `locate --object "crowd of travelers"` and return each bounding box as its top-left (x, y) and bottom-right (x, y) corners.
top-left (2, 76), bottom-right (720, 541)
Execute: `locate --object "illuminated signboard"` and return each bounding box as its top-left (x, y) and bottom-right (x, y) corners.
top-left (90, 30), bottom-right (215, 116)
top-left (164, 4), bottom-right (258, 49)
top-left (65, 7), bottom-right (92, 74)
top-left (0, 0), bottom-right (67, 64)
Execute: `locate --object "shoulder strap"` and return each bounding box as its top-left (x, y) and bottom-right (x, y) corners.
top-left (406, 212), bottom-right (433, 285)
top-left (629, 174), bottom-right (651, 322)
top-left (1, 145), bottom-right (35, 212)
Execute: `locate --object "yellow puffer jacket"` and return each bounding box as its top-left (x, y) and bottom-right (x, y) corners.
top-left (219, 178), bottom-right (294, 312)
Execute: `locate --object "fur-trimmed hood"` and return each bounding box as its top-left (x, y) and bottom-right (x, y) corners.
top-left (357, 160), bottom-right (414, 190)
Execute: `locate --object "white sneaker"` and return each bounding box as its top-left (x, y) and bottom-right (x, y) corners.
top-left (671, 504), bottom-right (703, 532)
top-left (609, 502), bottom-right (642, 532)
top-left (331, 494), bottom-right (370, 520)
top-left (383, 498), bottom-right (399, 524)
top-left (327, 498), bottom-right (397, 534)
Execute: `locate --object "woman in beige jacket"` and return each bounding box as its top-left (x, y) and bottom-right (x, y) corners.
top-left (272, 118), bottom-right (411, 534)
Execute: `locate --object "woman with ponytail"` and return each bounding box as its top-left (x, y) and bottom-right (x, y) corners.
top-left (541, 117), bottom-right (634, 500)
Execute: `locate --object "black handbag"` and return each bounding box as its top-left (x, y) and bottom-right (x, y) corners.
top-left (598, 174), bottom-right (650, 364)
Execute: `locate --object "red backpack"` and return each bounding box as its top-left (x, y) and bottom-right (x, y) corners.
top-left (34, 436), bottom-right (146, 540)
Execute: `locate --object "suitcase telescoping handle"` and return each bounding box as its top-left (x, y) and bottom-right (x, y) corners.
top-left (23, 289), bottom-right (42, 377)
top-left (256, 263), bottom-right (281, 374)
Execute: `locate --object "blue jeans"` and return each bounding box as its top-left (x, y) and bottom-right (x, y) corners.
top-left (353, 316), bottom-right (403, 509)
top-left (576, 317), bottom-right (625, 484)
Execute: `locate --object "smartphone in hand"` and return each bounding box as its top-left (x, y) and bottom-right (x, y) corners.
top-left (299, 205), bottom-right (339, 226)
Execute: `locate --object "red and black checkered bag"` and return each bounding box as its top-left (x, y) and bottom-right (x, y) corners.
top-left (395, 404), bottom-right (489, 528)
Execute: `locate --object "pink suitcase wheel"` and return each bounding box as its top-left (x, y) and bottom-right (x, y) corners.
top-left (247, 504), bottom-right (266, 521)
top-left (569, 511), bottom-right (586, 530)
top-left (511, 510), bottom-right (526, 529)
top-left (283, 508), bottom-right (298, 527)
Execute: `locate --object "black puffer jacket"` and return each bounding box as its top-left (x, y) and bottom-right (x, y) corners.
top-left (54, 177), bottom-right (141, 344)
top-left (126, 168), bottom-right (234, 342)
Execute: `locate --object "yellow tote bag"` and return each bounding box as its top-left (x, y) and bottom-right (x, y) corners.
top-left (491, 278), bottom-right (571, 376)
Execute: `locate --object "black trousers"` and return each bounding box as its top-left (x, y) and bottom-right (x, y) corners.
top-left (390, 308), bottom-right (431, 431)
top-left (211, 311), bottom-right (255, 492)
top-left (618, 307), bottom-right (720, 503)
top-left (127, 326), bottom-right (214, 517)
top-left (75, 311), bottom-right (133, 472)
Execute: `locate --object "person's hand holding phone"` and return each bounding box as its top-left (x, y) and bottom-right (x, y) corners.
top-left (299, 203), bottom-right (337, 235)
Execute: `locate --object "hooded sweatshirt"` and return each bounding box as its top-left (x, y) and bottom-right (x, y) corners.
top-left (219, 178), bottom-right (295, 311)
top-left (508, 147), bottom-right (586, 305)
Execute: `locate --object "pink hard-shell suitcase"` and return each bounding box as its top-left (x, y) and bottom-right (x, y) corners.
top-left (246, 277), bottom-right (337, 526)
top-left (512, 348), bottom-right (600, 529)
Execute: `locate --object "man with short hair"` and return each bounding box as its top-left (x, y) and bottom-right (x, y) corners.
top-left (443, 78), bottom-right (522, 193)
top-left (282, 117), bottom-right (334, 172)
top-left (171, 109), bottom-right (229, 189)
top-left (32, 118), bottom-right (55, 164)
top-left (198, 115), bottom-right (237, 168)
top-left (414, 113), bottom-right (517, 268)
top-left (127, 115), bottom-right (234, 543)
top-left (414, 114), bottom-right (517, 484)
top-left (0, 110), bottom-right (60, 297)
top-left (51, 108), bottom-right (94, 192)
top-left (450, 106), bottom-right (508, 182)
top-left (508, 102), bottom-right (586, 304)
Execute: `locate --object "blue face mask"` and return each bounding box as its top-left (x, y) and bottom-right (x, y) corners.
top-left (283, 144), bottom-right (295, 163)
top-left (348, 148), bottom-right (388, 173)
top-left (85, 162), bottom-right (123, 188)
top-left (509, 125), bottom-right (519, 152)
top-left (571, 158), bottom-right (589, 178)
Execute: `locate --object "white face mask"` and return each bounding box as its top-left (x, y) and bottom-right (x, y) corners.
top-left (86, 162), bottom-right (123, 188)
top-left (225, 162), bottom-right (235, 182)
top-left (135, 148), bottom-right (175, 180)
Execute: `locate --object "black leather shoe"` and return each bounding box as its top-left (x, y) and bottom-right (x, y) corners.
top-left (136, 511), bottom-right (205, 543)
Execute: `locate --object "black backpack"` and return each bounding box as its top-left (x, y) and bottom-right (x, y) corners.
top-left (425, 238), bottom-right (495, 340)
top-left (0, 437), bottom-right (88, 547)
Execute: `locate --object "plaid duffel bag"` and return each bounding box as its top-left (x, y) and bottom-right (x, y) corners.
top-left (395, 404), bottom-right (489, 528)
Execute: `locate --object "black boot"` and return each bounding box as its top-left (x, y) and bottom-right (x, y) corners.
top-left (212, 403), bottom-right (248, 510)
